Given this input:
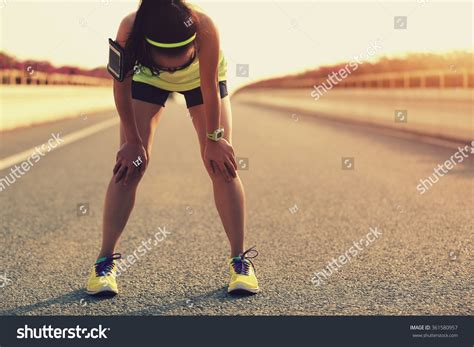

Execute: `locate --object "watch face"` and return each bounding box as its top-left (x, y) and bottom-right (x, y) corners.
top-left (217, 131), bottom-right (223, 139)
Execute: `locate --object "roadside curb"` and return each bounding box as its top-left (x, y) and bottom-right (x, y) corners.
top-left (234, 94), bottom-right (470, 150)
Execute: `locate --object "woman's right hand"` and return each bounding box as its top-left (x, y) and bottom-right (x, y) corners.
top-left (113, 141), bottom-right (148, 185)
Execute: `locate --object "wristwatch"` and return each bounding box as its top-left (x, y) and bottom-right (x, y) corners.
top-left (207, 128), bottom-right (224, 141)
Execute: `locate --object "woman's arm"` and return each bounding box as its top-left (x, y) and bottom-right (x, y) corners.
top-left (197, 12), bottom-right (237, 181)
top-left (112, 13), bottom-right (148, 185)
top-left (114, 13), bottom-right (141, 144)
top-left (197, 13), bottom-right (221, 135)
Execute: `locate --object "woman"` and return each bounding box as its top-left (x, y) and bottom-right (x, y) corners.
top-left (85, 0), bottom-right (259, 296)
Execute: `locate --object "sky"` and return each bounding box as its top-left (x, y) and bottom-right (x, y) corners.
top-left (0, 0), bottom-right (472, 90)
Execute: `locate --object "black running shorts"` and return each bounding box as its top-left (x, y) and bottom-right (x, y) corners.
top-left (131, 80), bottom-right (228, 108)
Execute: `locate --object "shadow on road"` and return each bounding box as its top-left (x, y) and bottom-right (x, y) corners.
top-left (0, 286), bottom-right (256, 316)
top-left (125, 286), bottom-right (255, 315)
top-left (0, 289), bottom-right (90, 316)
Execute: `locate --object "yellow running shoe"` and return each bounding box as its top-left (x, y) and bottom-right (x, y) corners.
top-left (228, 246), bottom-right (260, 294)
top-left (86, 253), bottom-right (121, 295)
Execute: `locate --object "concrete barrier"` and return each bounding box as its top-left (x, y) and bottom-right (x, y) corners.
top-left (234, 88), bottom-right (473, 143)
top-left (1, 85), bottom-right (115, 132)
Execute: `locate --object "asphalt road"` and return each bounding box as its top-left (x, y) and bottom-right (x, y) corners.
top-left (0, 92), bottom-right (472, 316)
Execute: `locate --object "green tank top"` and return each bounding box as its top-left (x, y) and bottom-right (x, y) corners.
top-left (132, 3), bottom-right (228, 92)
top-left (132, 50), bottom-right (228, 92)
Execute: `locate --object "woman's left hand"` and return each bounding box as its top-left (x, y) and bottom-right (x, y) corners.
top-left (204, 138), bottom-right (238, 182)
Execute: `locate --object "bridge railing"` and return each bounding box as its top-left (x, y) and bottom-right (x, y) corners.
top-left (262, 69), bottom-right (473, 89)
top-left (337, 68), bottom-right (472, 89)
top-left (0, 69), bottom-right (112, 87)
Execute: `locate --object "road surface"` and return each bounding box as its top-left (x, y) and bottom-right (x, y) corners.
top-left (0, 92), bottom-right (472, 315)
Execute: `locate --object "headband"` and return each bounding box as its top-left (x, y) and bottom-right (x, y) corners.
top-left (145, 33), bottom-right (196, 48)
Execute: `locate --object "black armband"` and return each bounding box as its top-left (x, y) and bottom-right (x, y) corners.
top-left (107, 38), bottom-right (126, 82)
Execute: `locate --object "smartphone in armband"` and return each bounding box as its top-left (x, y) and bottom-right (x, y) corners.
top-left (107, 38), bottom-right (126, 82)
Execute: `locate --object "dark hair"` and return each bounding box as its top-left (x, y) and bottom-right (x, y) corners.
top-left (125, 0), bottom-right (198, 75)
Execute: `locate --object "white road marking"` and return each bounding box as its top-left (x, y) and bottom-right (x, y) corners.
top-left (0, 117), bottom-right (118, 171)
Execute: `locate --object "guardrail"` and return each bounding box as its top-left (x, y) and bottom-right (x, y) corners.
top-left (251, 69), bottom-right (474, 90)
top-left (0, 69), bottom-right (112, 87)
top-left (338, 68), bottom-right (473, 89)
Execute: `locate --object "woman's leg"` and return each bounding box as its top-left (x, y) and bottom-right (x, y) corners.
top-left (98, 100), bottom-right (164, 258)
top-left (189, 96), bottom-right (246, 257)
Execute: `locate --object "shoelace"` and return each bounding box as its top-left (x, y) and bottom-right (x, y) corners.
top-left (231, 246), bottom-right (258, 275)
top-left (95, 253), bottom-right (121, 277)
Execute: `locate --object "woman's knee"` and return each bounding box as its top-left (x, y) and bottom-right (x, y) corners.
top-left (201, 158), bottom-right (237, 184)
top-left (112, 163), bottom-right (148, 190)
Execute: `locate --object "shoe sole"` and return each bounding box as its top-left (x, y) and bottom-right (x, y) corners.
top-left (228, 283), bottom-right (259, 294)
top-left (86, 285), bottom-right (118, 296)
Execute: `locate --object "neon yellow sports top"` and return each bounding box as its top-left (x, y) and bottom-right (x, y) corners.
top-left (132, 50), bottom-right (228, 92)
top-left (132, 3), bottom-right (228, 92)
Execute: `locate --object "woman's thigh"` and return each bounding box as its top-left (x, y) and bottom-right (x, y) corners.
top-left (119, 99), bottom-right (164, 157)
top-left (188, 96), bottom-right (233, 156)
